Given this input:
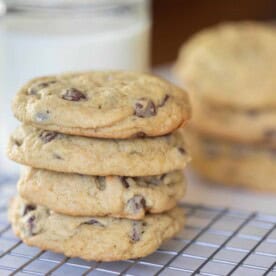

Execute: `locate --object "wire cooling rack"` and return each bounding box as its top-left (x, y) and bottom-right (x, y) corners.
top-left (1, 179), bottom-right (276, 276)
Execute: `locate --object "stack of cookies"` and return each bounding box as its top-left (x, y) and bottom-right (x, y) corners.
top-left (175, 22), bottom-right (276, 191)
top-left (7, 71), bottom-right (191, 261)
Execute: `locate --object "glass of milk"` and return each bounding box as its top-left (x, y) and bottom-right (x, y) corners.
top-left (0, 0), bottom-right (151, 175)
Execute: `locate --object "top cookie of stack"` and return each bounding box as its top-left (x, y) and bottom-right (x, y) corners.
top-left (8, 71), bottom-right (191, 261)
top-left (13, 71), bottom-right (190, 139)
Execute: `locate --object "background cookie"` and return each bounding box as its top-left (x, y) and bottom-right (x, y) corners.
top-left (175, 21), bottom-right (276, 109)
top-left (8, 125), bottom-right (190, 176)
top-left (186, 129), bottom-right (276, 191)
top-left (13, 71), bottom-right (191, 138)
top-left (18, 167), bottom-right (186, 219)
top-left (9, 196), bottom-right (184, 261)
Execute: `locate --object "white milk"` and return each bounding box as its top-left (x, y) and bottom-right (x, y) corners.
top-left (0, 3), bottom-right (151, 175)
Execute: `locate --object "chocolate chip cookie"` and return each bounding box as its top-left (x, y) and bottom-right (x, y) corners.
top-left (12, 71), bottom-right (191, 138)
top-left (18, 167), bottom-right (186, 219)
top-left (8, 125), bottom-right (190, 176)
top-left (186, 129), bottom-right (276, 191)
top-left (175, 22), bottom-right (276, 144)
top-left (9, 196), bottom-right (184, 261)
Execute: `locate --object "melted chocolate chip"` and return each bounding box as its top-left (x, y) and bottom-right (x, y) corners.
top-left (159, 94), bottom-right (170, 107)
top-left (53, 153), bottom-right (63, 160)
top-left (27, 80), bottom-right (57, 95)
top-left (83, 219), bottom-right (104, 227)
top-left (134, 98), bottom-right (156, 118)
top-left (178, 147), bottom-right (186, 154)
top-left (27, 215), bottom-right (36, 235)
top-left (62, 88), bottom-right (87, 101)
top-left (134, 132), bottom-right (147, 138)
top-left (120, 177), bottom-right (130, 188)
top-left (22, 204), bottom-right (36, 216)
top-left (130, 221), bottom-right (146, 243)
top-left (14, 138), bottom-right (23, 147)
top-left (148, 176), bottom-right (162, 185)
top-left (126, 195), bottom-right (146, 214)
top-left (39, 131), bottom-right (58, 143)
top-left (246, 109), bottom-right (259, 117)
top-left (95, 176), bottom-right (106, 191)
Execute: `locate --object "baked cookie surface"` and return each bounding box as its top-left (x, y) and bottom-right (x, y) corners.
top-left (9, 196), bottom-right (184, 261)
top-left (175, 22), bottom-right (276, 109)
top-left (8, 125), bottom-right (190, 176)
top-left (186, 129), bottom-right (276, 191)
top-left (18, 167), bottom-right (186, 219)
top-left (190, 98), bottom-right (276, 145)
top-left (13, 71), bottom-right (191, 138)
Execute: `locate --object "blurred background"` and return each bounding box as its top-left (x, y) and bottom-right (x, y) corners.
top-left (152, 0), bottom-right (276, 65)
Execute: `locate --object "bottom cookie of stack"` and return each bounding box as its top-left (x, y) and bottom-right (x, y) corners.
top-left (9, 196), bottom-right (184, 261)
top-left (186, 129), bottom-right (276, 191)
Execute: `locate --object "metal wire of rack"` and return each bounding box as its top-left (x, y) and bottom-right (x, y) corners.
top-left (1, 179), bottom-right (276, 275)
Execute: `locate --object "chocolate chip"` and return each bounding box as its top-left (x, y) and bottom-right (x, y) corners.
top-left (178, 147), bottom-right (186, 154)
top-left (22, 204), bottom-right (36, 216)
top-left (83, 219), bottom-right (104, 227)
top-left (148, 176), bottom-right (162, 185)
top-left (126, 195), bottom-right (146, 214)
top-left (246, 109), bottom-right (259, 116)
top-left (53, 153), bottom-right (63, 160)
top-left (62, 88), bottom-right (87, 101)
top-left (159, 94), bottom-right (170, 107)
top-left (134, 132), bottom-right (147, 138)
top-left (39, 131), bottom-right (58, 143)
top-left (264, 129), bottom-right (276, 141)
top-left (13, 138), bottom-right (23, 147)
top-left (95, 176), bottom-right (106, 191)
top-left (27, 80), bottom-right (57, 95)
top-left (129, 150), bottom-right (143, 156)
top-left (35, 112), bottom-right (49, 122)
top-left (134, 98), bottom-right (156, 118)
top-left (27, 215), bottom-right (36, 236)
top-left (130, 221), bottom-right (146, 243)
top-left (120, 177), bottom-right (130, 188)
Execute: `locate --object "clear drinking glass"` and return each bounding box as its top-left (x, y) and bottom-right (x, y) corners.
top-left (0, 0), bottom-right (151, 175)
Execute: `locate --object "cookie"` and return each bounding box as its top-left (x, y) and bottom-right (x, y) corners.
top-left (186, 129), bottom-right (276, 191)
top-left (9, 196), bottom-right (184, 261)
top-left (175, 21), bottom-right (276, 109)
top-left (190, 97), bottom-right (276, 145)
top-left (8, 125), bottom-right (190, 176)
top-left (12, 71), bottom-right (191, 138)
top-left (18, 167), bottom-right (186, 219)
